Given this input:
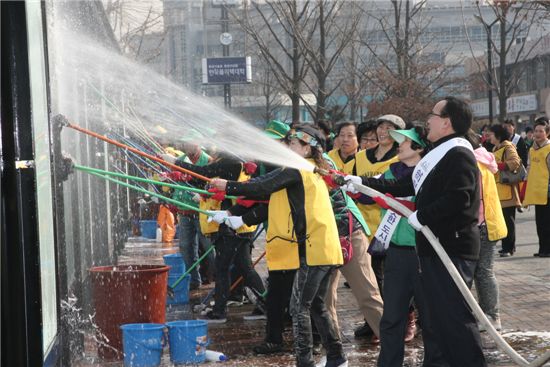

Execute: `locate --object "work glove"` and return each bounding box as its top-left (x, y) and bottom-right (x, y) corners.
top-left (191, 193), bottom-right (202, 203)
top-left (206, 210), bottom-right (228, 224)
top-left (407, 211), bottom-right (423, 231)
top-left (208, 188), bottom-right (226, 201)
top-left (224, 216), bottom-right (244, 230)
top-left (342, 175), bottom-right (362, 194)
top-left (167, 171), bottom-right (191, 182)
top-left (243, 161), bottom-right (258, 175)
top-left (159, 153), bottom-right (176, 164)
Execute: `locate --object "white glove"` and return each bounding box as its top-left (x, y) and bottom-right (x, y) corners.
top-left (159, 153), bottom-right (176, 164)
top-left (206, 210), bottom-right (228, 223)
top-left (191, 193), bottom-right (201, 203)
top-left (342, 175), bottom-right (362, 194)
top-left (408, 211), bottom-right (423, 231)
top-left (224, 216), bottom-right (244, 230)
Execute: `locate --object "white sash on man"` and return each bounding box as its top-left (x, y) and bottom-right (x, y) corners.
top-left (412, 137), bottom-right (473, 194)
top-left (511, 133), bottom-right (520, 146)
top-left (373, 195), bottom-right (414, 248)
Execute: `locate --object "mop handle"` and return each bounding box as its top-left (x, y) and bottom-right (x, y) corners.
top-left (170, 246), bottom-right (216, 289)
top-left (80, 168), bottom-right (212, 216)
top-left (75, 164), bottom-right (238, 199)
top-left (65, 120), bottom-right (212, 182)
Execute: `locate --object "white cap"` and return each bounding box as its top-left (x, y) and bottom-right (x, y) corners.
top-left (377, 114), bottom-right (406, 130)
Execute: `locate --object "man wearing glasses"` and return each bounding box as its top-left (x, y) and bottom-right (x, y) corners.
top-left (345, 97), bottom-right (486, 366)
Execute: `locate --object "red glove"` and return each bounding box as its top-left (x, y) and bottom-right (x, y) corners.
top-left (168, 171), bottom-right (191, 182)
top-left (346, 192), bottom-right (361, 200)
top-left (208, 188), bottom-right (226, 201)
top-left (497, 162), bottom-right (507, 171)
top-left (243, 161), bottom-right (258, 175)
top-left (372, 195), bottom-right (390, 210)
top-left (166, 204), bottom-right (179, 214)
top-left (322, 174), bottom-right (339, 189)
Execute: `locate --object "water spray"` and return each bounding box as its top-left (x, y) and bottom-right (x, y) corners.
top-left (346, 180), bottom-right (550, 367)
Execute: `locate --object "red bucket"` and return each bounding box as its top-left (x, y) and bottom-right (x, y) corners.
top-left (89, 264), bottom-right (169, 360)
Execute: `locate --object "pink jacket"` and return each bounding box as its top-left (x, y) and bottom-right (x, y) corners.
top-left (474, 147), bottom-right (498, 225)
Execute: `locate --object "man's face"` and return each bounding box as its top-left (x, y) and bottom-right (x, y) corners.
top-left (338, 125), bottom-right (359, 155)
top-left (534, 125), bottom-right (548, 145)
top-left (426, 100), bottom-right (450, 142)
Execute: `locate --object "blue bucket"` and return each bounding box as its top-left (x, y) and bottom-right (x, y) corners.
top-left (163, 253), bottom-right (185, 276)
top-left (166, 320), bottom-right (208, 364)
top-left (140, 220), bottom-right (157, 239)
top-left (120, 323), bottom-right (165, 367)
top-left (166, 275), bottom-right (190, 305)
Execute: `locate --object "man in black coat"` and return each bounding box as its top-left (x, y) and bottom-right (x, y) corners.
top-left (344, 97), bottom-right (486, 367)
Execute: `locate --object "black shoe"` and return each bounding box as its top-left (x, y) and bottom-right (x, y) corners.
top-left (500, 252), bottom-right (513, 257)
top-left (253, 342), bottom-right (283, 355)
top-left (498, 249), bottom-right (506, 254)
top-left (354, 321), bottom-right (374, 338)
top-left (198, 311), bottom-right (227, 324)
top-left (534, 253), bottom-right (540, 257)
top-left (538, 253), bottom-right (550, 258)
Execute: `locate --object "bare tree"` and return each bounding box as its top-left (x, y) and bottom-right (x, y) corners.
top-left (230, 1), bottom-right (316, 124)
top-left (467, 0), bottom-right (546, 122)
top-left (294, 0), bottom-right (362, 122)
top-left (103, 0), bottom-right (166, 63)
top-left (358, 0), bottom-right (464, 121)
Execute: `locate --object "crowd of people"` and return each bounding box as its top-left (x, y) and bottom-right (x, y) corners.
top-left (147, 97), bottom-right (550, 367)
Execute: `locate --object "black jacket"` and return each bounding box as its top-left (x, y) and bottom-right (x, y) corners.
top-left (362, 134), bottom-right (480, 260)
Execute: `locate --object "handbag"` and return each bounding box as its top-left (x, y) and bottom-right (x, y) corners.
top-left (499, 164), bottom-right (527, 184)
top-left (339, 212), bottom-right (354, 265)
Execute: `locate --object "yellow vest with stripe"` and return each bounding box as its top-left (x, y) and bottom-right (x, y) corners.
top-left (199, 170), bottom-right (258, 235)
top-left (266, 170), bottom-right (343, 270)
top-left (327, 149), bottom-right (355, 174)
top-left (478, 162), bottom-right (508, 241)
top-left (354, 151), bottom-right (399, 239)
top-left (493, 147), bottom-right (513, 201)
top-left (523, 144), bottom-right (550, 206)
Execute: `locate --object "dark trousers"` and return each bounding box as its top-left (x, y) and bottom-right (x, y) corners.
top-left (371, 255), bottom-right (385, 299)
top-left (212, 232), bottom-right (265, 316)
top-left (377, 246), bottom-right (443, 367)
top-left (290, 259), bottom-right (343, 367)
top-left (419, 256), bottom-right (487, 367)
top-left (501, 206), bottom-right (516, 253)
top-left (265, 270), bottom-right (296, 344)
top-left (535, 203), bottom-right (550, 254)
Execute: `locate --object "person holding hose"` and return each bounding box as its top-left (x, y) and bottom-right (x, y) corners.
top-left (344, 97), bottom-right (487, 367)
top-left (210, 125), bottom-right (347, 367)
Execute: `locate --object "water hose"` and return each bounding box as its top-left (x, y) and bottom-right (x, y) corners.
top-left (53, 114), bottom-right (212, 182)
top-left (348, 180), bottom-right (550, 367)
top-left (75, 164), bottom-right (237, 199)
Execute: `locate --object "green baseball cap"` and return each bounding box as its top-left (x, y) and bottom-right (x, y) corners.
top-left (389, 128), bottom-right (427, 148)
top-left (264, 120), bottom-right (290, 139)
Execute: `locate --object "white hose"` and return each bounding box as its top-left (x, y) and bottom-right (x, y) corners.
top-left (352, 182), bottom-right (550, 367)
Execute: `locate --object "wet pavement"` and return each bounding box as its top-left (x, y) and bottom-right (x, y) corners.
top-left (76, 209), bottom-right (550, 366)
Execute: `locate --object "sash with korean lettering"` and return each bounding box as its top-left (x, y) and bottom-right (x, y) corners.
top-left (412, 137), bottom-right (473, 194)
top-left (373, 209), bottom-right (400, 250)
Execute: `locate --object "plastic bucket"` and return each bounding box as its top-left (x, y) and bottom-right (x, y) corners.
top-left (166, 320), bottom-right (208, 364)
top-left (140, 220), bottom-right (158, 239)
top-left (120, 323), bottom-right (165, 367)
top-left (166, 275), bottom-right (190, 305)
top-left (90, 265), bottom-right (169, 360)
top-left (163, 253), bottom-right (185, 275)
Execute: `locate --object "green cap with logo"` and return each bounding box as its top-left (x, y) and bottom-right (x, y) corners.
top-left (389, 128), bottom-right (427, 148)
top-left (264, 120), bottom-right (290, 139)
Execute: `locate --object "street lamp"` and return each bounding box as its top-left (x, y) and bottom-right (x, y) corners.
top-left (474, 14), bottom-right (499, 124)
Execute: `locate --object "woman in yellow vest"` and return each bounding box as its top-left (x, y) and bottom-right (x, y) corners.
top-left (523, 118), bottom-right (550, 257)
top-left (470, 132), bottom-right (508, 331)
top-left (210, 125), bottom-right (347, 367)
top-left (327, 122), bottom-right (359, 174)
top-left (488, 124), bottom-right (521, 257)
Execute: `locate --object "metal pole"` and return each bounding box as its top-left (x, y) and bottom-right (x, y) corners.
top-left (222, 5), bottom-right (231, 109)
top-left (487, 25), bottom-right (493, 124)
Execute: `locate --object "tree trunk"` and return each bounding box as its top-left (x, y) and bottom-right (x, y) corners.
top-left (498, 7), bottom-right (508, 122)
top-left (315, 1), bottom-right (327, 123)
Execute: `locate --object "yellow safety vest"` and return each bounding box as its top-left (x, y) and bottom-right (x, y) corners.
top-left (266, 170), bottom-right (342, 270)
top-left (523, 144), bottom-right (550, 206)
top-left (327, 149), bottom-right (355, 174)
top-left (354, 150), bottom-right (399, 239)
top-left (199, 170), bottom-right (258, 235)
top-left (493, 146), bottom-right (513, 201)
top-left (478, 163), bottom-right (508, 241)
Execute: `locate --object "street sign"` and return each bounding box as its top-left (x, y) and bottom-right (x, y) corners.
top-left (202, 56), bottom-right (252, 84)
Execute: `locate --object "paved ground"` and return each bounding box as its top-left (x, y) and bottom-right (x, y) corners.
top-left (77, 209), bottom-right (550, 366)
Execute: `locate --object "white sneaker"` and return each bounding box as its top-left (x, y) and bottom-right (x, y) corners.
top-left (315, 356), bottom-right (348, 367)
